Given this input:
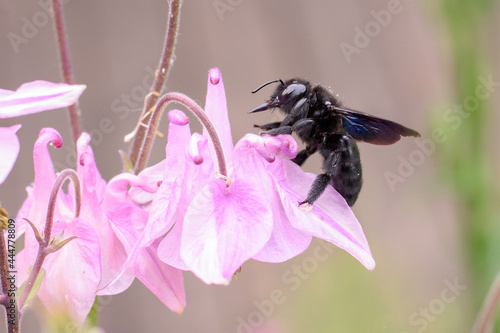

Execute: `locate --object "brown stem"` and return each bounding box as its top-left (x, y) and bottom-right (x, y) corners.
top-left (52, 0), bottom-right (82, 146)
top-left (134, 92), bottom-right (228, 178)
top-left (129, 0), bottom-right (183, 168)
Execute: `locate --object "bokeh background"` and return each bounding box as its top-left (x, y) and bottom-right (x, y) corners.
top-left (1, 0), bottom-right (500, 332)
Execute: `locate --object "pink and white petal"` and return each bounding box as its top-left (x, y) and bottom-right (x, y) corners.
top-left (252, 196), bottom-right (312, 263)
top-left (141, 109), bottom-right (193, 245)
top-left (78, 152), bottom-right (134, 294)
top-left (38, 217), bottom-right (101, 326)
top-left (77, 133), bottom-right (106, 201)
top-left (129, 109), bottom-right (189, 206)
top-left (232, 133), bottom-right (311, 263)
top-left (157, 219), bottom-right (188, 270)
top-left (268, 160), bottom-right (375, 271)
top-left (181, 178), bottom-right (273, 285)
top-left (29, 128), bottom-right (62, 230)
top-left (0, 125), bottom-right (21, 184)
top-left (135, 239), bottom-right (186, 313)
top-left (99, 174), bottom-right (157, 294)
top-left (203, 68), bottom-right (233, 170)
top-left (129, 159), bottom-right (165, 206)
top-left (262, 134), bottom-right (299, 159)
top-left (157, 135), bottom-right (215, 271)
top-left (0, 81), bottom-right (86, 118)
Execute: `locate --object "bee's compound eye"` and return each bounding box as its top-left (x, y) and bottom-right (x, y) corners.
top-left (279, 84), bottom-right (306, 104)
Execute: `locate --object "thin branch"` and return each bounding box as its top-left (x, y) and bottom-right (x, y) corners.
top-left (52, 0), bottom-right (82, 146)
top-left (129, 0), bottom-right (183, 168)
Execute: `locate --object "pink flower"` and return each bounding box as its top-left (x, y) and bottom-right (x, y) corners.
top-left (16, 127), bottom-right (186, 321)
top-left (131, 68), bottom-right (374, 285)
top-left (0, 80), bottom-right (86, 184)
top-left (102, 172), bottom-right (186, 313)
top-left (16, 129), bottom-right (100, 326)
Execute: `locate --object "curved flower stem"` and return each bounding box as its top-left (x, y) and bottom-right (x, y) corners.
top-left (129, 0), bottom-right (183, 168)
top-left (134, 92), bottom-right (228, 178)
top-left (471, 270), bottom-right (500, 333)
top-left (51, 0), bottom-right (82, 146)
top-left (17, 169), bottom-right (81, 311)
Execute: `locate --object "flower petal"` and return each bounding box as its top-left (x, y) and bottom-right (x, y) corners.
top-left (30, 128), bottom-right (63, 230)
top-left (0, 81), bottom-right (86, 118)
top-left (203, 68), bottom-right (233, 170)
top-left (79, 149), bottom-right (135, 295)
top-left (181, 178), bottom-right (273, 284)
top-left (252, 197), bottom-right (312, 263)
top-left (141, 110), bottom-right (193, 246)
top-left (37, 217), bottom-right (101, 326)
top-left (267, 159), bottom-right (375, 270)
top-left (135, 239), bottom-right (186, 313)
top-left (157, 133), bottom-right (214, 271)
top-left (98, 173), bottom-right (157, 293)
top-left (0, 124), bottom-right (21, 184)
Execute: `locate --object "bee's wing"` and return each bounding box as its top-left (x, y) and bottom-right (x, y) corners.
top-left (333, 106), bottom-right (420, 145)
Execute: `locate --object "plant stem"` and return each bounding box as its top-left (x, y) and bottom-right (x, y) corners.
top-left (18, 169), bottom-right (81, 311)
top-left (129, 0), bottom-right (183, 168)
top-left (52, 0), bottom-right (82, 146)
top-left (471, 270), bottom-right (500, 333)
top-left (134, 92), bottom-right (228, 178)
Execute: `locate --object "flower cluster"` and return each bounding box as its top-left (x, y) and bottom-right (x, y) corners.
top-left (3, 68), bottom-right (374, 326)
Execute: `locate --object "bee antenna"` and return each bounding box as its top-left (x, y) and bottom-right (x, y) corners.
top-left (251, 79), bottom-right (285, 94)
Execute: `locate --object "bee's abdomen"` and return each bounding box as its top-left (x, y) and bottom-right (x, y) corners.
top-left (321, 134), bottom-right (363, 206)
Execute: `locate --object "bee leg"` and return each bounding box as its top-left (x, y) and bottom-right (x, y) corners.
top-left (291, 118), bottom-right (315, 138)
top-left (298, 173), bottom-right (330, 206)
top-left (253, 122), bottom-right (282, 130)
top-left (291, 145), bottom-right (317, 166)
top-left (261, 126), bottom-right (292, 136)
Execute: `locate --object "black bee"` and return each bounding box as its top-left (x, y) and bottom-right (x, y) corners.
top-left (249, 78), bottom-right (420, 206)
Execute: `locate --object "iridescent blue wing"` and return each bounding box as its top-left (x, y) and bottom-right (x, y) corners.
top-left (333, 106), bottom-right (420, 145)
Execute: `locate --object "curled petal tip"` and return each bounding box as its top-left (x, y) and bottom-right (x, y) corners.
top-left (38, 128), bottom-right (63, 148)
top-left (209, 68), bottom-right (221, 85)
top-left (188, 133), bottom-right (208, 165)
top-left (168, 109), bottom-right (189, 126)
top-left (79, 152), bottom-right (91, 166)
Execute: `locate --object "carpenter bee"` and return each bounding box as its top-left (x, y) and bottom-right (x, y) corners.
top-left (249, 78), bottom-right (420, 206)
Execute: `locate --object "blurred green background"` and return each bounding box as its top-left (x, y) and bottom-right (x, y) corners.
top-left (1, 0), bottom-right (499, 332)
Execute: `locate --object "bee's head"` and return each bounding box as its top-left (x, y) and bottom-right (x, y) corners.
top-left (249, 78), bottom-right (308, 114)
